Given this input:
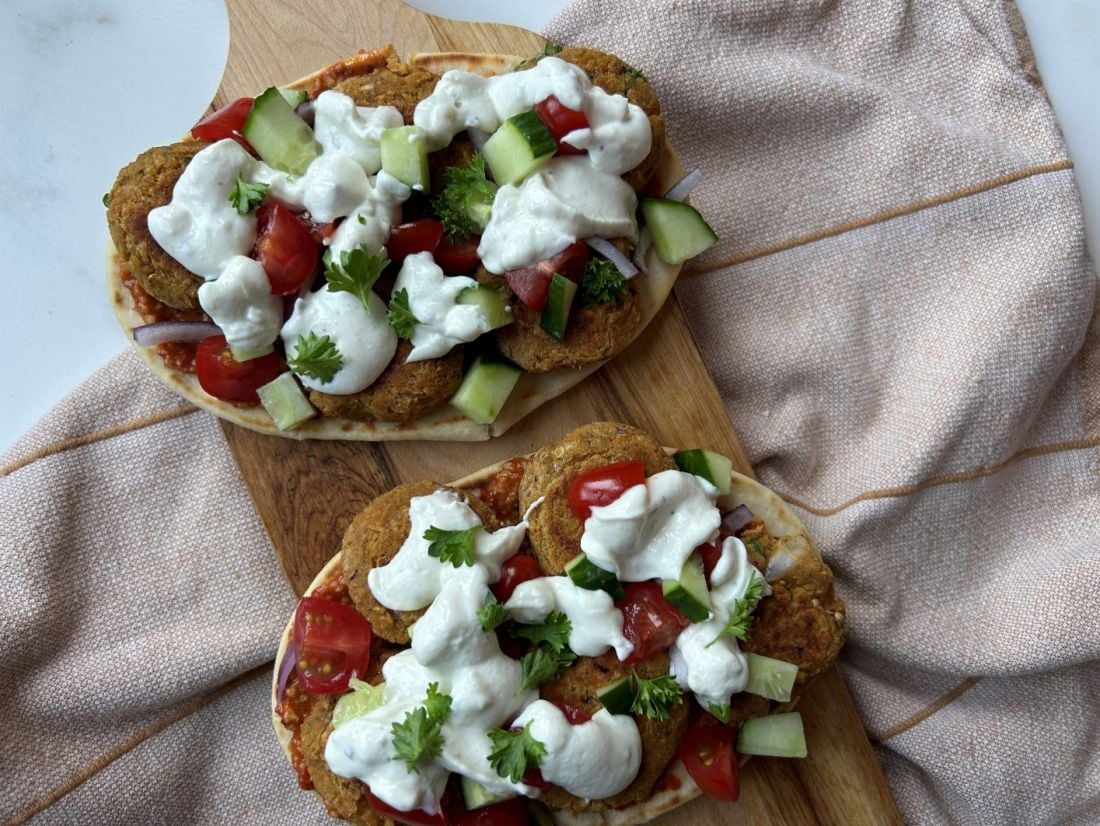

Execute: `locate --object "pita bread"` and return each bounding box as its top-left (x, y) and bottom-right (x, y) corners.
top-left (107, 48), bottom-right (684, 442)
top-left (271, 453), bottom-right (828, 824)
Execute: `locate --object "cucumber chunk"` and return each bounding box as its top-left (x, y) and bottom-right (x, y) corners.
top-left (449, 355), bottom-right (522, 425)
top-left (540, 273), bottom-right (577, 340)
top-left (597, 675), bottom-right (635, 715)
top-left (482, 111), bottom-right (556, 185)
top-left (744, 652), bottom-right (798, 702)
top-left (331, 679), bottom-right (386, 729)
top-left (673, 449), bottom-right (732, 494)
top-left (737, 712), bottom-right (807, 758)
top-left (457, 285), bottom-right (513, 331)
top-left (380, 125), bottom-right (430, 190)
top-left (257, 372), bottom-right (317, 431)
top-left (277, 87), bottom-right (308, 108)
top-left (564, 553), bottom-right (625, 601)
top-left (229, 343), bottom-right (275, 363)
top-left (662, 555), bottom-right (711, 622)
top-left (461, 776), bottom-right (511, 811)
top-left (641, 198), bottom-right (718, 265)
top-left (241, 87), bottom-right (320, 175)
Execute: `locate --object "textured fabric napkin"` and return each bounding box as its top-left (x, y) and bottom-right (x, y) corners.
top-left (3, 1), bottom-right (1098, 824)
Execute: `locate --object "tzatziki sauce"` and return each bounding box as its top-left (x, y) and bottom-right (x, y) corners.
top-left (196, 255), bottom-right (282, 354)
top-left (504, 575), bottom-right (633, 659)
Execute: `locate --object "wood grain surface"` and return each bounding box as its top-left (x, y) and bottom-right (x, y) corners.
top-left (217, 1), bottom-right (901, 822)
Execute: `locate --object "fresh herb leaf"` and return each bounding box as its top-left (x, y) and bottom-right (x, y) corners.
top-left (630, 673), bottom-right (683, 721)
top-left (578, 256), bottom-right (627, 307)
top-left (479, 598), bottom-right (511, 632)
top-left (391, 683), bottom-right (452, 773)
top-left (488, 723), bottom-right (547, 783)
top-left (102, 192), bottom-right (110, 207)
top-left (228, 174), bottom-right (269, 214)
top-left (288, 331), bottom-right (343, 382)
top-left (432, 153), bottom-right (496, 240)
top-left (708, 702), bottom-right (732, 724)
top-left (326, 248), bottom-right (388, 312)
top-left (423, 525), bottom-right (479, 567)
top-left (519, 646), bottom-right (576, 691)
top-left (387, 288), bottom-right (420, 338)
top-left (623, 66), bottom-right (647, 91)
top-left (357, 213), bottom-right (367, 224)
top-left (514, 42), bottom-right (564, 71)
top-left (509, 611), bottom-right (571, 653)
top-left (745, 539), bottom-right (764, 556)
top-left (708, 575), bottom-right (766, 647)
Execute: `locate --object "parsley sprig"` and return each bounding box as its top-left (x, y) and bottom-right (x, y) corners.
top-left (326, 248), bottom-right (388, 311)
top-left (708, 575), bottom-right (766, 647)
top-left (229, 174), bottom-right (269, 214)
top-left (423, 525), bottom-right (479, 567)
top-left (488, 723), bottom-right (547, 783)
top-left (387, 289), bottom-right (420, 338)
top-left (391, 683), bottom-right (452, 773)
top-left (288, 332), bottom-right (343, 382)
top-left (630, 673), bottom-right (683, 721)
top-left (432, 153), bottom-right (496, 240)
top-left (479, 598), bottom-right (511, 632)
top-left (578, 257), bottom-right (628, 307)
top-left (519, 646), bottom-right (576, 691)
top-left (509, 611), bottom-right (571, 652)
top-left (514, 43), bottom-right (563, 71)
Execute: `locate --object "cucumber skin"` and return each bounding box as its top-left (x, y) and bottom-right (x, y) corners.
top-left (673, 449), bottom-right (733, 494)
top-left (540, 274), bottom-right (578, 340)
top-left (662, 555), bottom-right (711, 622)
top-left (641, 197), bottom-right (718, 266)
top-left (564, 553), bottom-right (625, 601)
top-left (482, 111), bottom-right (555, 186)
top-left (597, 675), bottom-right (635, 715)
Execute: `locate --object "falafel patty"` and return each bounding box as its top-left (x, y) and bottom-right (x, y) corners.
top-left (334, 63), bottom-right (438, 123)
top-left (107, 141), bottom-right (205, 311)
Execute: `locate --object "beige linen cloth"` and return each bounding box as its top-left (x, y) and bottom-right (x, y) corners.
top-left (2, 1), bottom-right (1097, 823)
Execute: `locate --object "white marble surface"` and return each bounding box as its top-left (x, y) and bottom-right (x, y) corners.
top-left (1, 0), bottom-right (1096, 452)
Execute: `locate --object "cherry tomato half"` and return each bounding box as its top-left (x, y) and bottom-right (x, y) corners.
top-left (191, 97), bottom-right (254, 149)
top-left (256, 203), bottom-right (321, 295)
top-left (619, 581), bottom-right (689, 665)
top-left (490, 554), bottom-right (543, 603)
top-left (435, 235), bottom-right (481, 274)
top-left (292, 597), bottom-right (373, 695)
top-left (567, 460), bottom-right (646, 520)
top-left (194, 335), bottom-right (285, 404)
top-left (535, 95), bottom-right (589, 156)
top-left (386, 219), bottom-right (445, 264)
top-left (541, 240), bottom-right (589, 281)
top-left (457, 797), bottom-right (529, 826)
top-left (365, 789), bottom-right (448, 826)
top-left (679, 721), bottom-right (740, 802)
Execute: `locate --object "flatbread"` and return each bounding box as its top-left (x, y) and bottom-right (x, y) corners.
top-left (107, 47), bottom-right (684, 442)
top-left (271, 455), bottom-right (822, 824)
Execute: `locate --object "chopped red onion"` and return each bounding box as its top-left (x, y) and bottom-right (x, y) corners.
top-left (276, 640), bottom-right (297, 704)
top-left (720, 504), bottom-right (753, 536)
top-left (295, 100), bottom-right (315, 127)
top-left (632, 227), bottom-right (651, 274)
top-left (664, 168), bottom-right (703, 202)
top-left (585, 236), bottom-right (639, 279)
top-left (132, 321), bottom-right (220, 347)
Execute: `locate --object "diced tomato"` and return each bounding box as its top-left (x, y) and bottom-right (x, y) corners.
top-left (386, 219), bottom-right (445, 264)
top-left (194, 335), bottom-right (285, 404)
top-left (567, 460), bottom-right (646, 520)
top-left (365, 789), bottom-right (449, 826)
top-left (679, 721), bottom-right (740, 802)
top-left (618, 581), bottom-right (689, 665)
top-left (551, 701), bottom-right (591, 725)
top-left (435, 235), bottom-right (481, 274)
top-left (191, 97), bottom-right (254, 150)
top-left (292, 597), bottom-right (372, 695)
top-left (535, 95), bottom-right (589, 156)
top-left (522, 767), bottom-right (549, 790)
top-left (490, 554), bottom-right (542, 603)
top-left (697, 542), bottom-right (722, 585)
top-left (505, 265), bottom-right (554, 312)
top-left (255, 203), bottom-right (320, 294)
top-left (457, 797), bottom-right (528, 826)
top-left (541, 240), bottom-right (589, 281)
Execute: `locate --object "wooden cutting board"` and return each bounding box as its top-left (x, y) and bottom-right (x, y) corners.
top-left (216, 1), bottom-right (901, 822)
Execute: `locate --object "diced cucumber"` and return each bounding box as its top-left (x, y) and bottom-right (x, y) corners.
top-left (461, 776), bottom-right (511, 811)
top-left (744, 652), bottom-right (798, 702)
top-left (331, 679), bottom-right (386, 729)
top-left (277, 87), bottom-right (308, 108)
top-left (482, 111), bottom-right (556, 185)
top-left (449, 355), bottom-right (522, 425)
top-left (597, 675), bottom-right (635, 715)
top-left (662, 555), bottom-right (711, 622)
top-left (641, 198), bottom-right (718, 265)
top-left (229, 343), bottom-right (275, 362)
top-left (241, 87), bottom-right (320, 175)
top-left (564, 553), bottom-right (625, 601)
top-left (380, 125), bottom-right (429, 190)
top-left (540, 274), bottom-right (577, 340)
top-left (673, 449), bottom-right (732, 494)
top-left (458, 285), bottom-right (513, 331)
top-left (737, 712), bottom-right (807, 758)
top-left (257, 372), bottom-right (317, 431)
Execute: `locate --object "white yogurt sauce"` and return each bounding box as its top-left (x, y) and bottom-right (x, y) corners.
top-left (512, 701), bottom-right (641, 800)
top-left (312, 91), bottom-right (404, 174)
top-left (280, 285), bottom-right (397, 394)
top-left (580, 470), bottom-right (721, 583)
top-left (560, 84), bottom-right (652, 176)
top-left (196, 255), bottom-right (282, 354)
top-left (367, 489), bottom-right (527, 612)
top-left (391, 253), bottom-right (494, 362)
top-left (504, 576), bottom-right (633, 660)
top-left (477, 156), bottom-right (637, 274)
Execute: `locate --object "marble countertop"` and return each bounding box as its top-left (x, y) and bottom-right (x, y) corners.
top-left (2, 0), bottom-right (1096, 452)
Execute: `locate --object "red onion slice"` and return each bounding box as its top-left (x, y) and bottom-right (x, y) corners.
top-left (632, 227), bottom-right (651, 274)
top-left (132, 321), bottom-right (220, 347)
top-left (664, 168), bottom-right (703, 202)
top-left (720, 504), bottom-right (754, 536)
top-left (585, 236), bottom-right (639, 279)
top-left (276, 639), bottom-right (297, 704)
